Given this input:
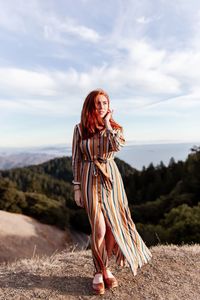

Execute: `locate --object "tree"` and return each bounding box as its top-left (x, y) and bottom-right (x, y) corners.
top-left (161, 203), bottom-right (200, 244)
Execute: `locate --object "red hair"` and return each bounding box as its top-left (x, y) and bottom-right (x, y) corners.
top-left (80, 89), bottom-right (122, 139)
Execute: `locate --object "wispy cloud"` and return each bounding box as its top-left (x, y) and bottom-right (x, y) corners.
top-left (136, 15), bottom-right (161, 24)
top-left (0, 0), bottom-right (101, 43)
top-left (43, 16), bottom-right (101, 44)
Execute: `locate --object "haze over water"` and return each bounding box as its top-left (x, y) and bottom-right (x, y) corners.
top-left (1, 142), bottom-right (197, 171)
top-left (117, 142), bottom-right (198, 170)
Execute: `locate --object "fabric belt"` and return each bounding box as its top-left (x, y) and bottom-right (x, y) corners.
top-left (83, 157), bottom-right (114, 191)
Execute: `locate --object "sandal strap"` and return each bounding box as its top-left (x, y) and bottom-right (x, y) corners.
top-left (93, 266), bottom-right (110, 276)
top-left (102, 267), bottom-right (110, 272)
top-left (93, 271), bottom-right (103, 276)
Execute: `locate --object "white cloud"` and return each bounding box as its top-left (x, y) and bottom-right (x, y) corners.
top-left (0, 3), bottom-right (26, 32)
top-left (136, 15), bottom-right (161, 25)
top-left (136, 16), bottom-right (151, 24)
top-left (60, 18), bottom-right (100, 43)
top-left (43, 16), bottom-right (101, 44)
top-left (0, 68), bottom-right (56, 97)
top-left (1, 31), bottom-right (200, 117)
top-left (0, 0), bottom-right (101, 43)
top-left (162, 50), bottom-right (200, 90)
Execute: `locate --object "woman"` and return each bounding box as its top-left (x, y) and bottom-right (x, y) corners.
top-left (72, 89), bottom-right (152, 295)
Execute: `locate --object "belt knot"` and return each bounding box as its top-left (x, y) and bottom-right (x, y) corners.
top-left (83, 156), bottom-right (113, 191)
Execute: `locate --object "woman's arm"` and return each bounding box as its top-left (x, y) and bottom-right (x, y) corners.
top-left (104, 110), bottom-right (126, 152)
top-left (106, 127), bottom-right (126, 152)
top-left (71, 124), bottom-right (84, 207)
top-left (71, 124), bottom-right (83, 186)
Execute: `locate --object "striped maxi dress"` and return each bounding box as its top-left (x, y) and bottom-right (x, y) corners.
top-left (71, 123), bottom-right (152, 276)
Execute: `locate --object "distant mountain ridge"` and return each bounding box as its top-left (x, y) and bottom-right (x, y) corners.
top-left (0, 153), bottom-right (56, 170)
top-left (0, 145), bottom-right (72, 170)
top-left (0, 142), bottom-right (199, 170)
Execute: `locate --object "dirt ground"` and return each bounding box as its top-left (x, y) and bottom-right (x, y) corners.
top-left (0, 243), bottom-right (199, 300)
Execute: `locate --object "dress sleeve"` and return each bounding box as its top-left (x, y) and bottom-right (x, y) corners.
top-left (107, 127), bottom-right (126, 152)
top-left (72, 124), bottom-right (83, 185)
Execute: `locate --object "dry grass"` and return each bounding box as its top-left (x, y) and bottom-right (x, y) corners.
top-left (0, 243), bottom-right (199, 300)
top-left (0, 210), bottom-right (74, 263)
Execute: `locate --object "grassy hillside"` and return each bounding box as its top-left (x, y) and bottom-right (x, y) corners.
top-left (0, 210), bottom-right (75, 263)
top-left (0, 244), bottom-right (199, 299)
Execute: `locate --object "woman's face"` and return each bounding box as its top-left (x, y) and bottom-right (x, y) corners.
top-left (96, 94), bottom-right (109, 118)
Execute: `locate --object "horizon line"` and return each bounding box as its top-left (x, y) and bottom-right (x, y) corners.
top-left (0, 140), bottom-right (200, 150)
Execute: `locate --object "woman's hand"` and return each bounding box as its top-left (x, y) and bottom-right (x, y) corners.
top-left (104, 109), bottom-right (113, 128)
top-left (74, 189), bottom-right (84, 208)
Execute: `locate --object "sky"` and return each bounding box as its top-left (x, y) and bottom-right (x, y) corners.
top-left (1, 0), bottom-right (200, 147)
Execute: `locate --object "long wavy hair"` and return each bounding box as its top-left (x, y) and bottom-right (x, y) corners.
top-left (80, 89), bottom-right (122, 139)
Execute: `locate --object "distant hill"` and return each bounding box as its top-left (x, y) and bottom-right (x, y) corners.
top-left (0, 144), bottom-right (71, 170)
top-left (0, 210), bottom-right (90, 263)
top-left (0, 243), bottom-right (199, 299)
top-left (0, 153), bottom-right (56, 169)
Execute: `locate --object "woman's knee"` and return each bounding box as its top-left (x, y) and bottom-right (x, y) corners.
top-left (96, 211), bottom-right (106, 240)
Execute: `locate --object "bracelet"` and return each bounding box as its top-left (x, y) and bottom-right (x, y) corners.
top-left (74, 186), bottom-right (81, 191)
top-left (72, 180), bottom-right (81, 185)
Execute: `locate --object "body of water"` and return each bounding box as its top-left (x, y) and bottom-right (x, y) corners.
top-left (117, 142), bottom-right (199, 170)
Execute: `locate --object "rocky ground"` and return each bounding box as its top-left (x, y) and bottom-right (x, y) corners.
top-left (0, 243), bottom-right (199, 300)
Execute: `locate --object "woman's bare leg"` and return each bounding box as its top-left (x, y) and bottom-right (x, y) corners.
top-left (92, 210), bottom-right (107, 284)
top-left (94, 210), bottom-right (117, 283)
top-left (96, 209), bottom-right (106, 251)
top-left (104, 220), bottom-right (116, 258)
top-left (96, 210), bottom-right (116, 259)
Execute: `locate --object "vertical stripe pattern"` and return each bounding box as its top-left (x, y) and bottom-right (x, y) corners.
top-left (72, 123), bottom-right (152, 276)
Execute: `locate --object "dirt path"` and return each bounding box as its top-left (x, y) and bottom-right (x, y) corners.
top-left (0, 243), bottom-right (199, 299)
